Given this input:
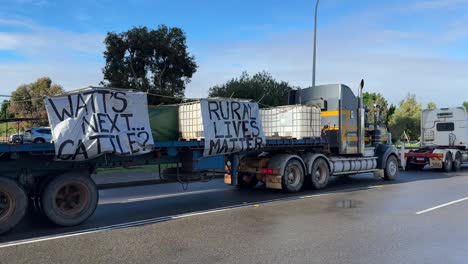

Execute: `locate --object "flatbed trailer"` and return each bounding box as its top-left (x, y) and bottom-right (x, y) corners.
top-left (0, 138), bottom-right (334, 234)
top-left (0, 83), bottom-right (400, 235)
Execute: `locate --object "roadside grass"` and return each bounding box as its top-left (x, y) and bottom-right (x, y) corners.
top-left (97, 163), bottom-right (177, 174)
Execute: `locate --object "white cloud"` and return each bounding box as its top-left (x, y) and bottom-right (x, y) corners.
top-left (186, 29), bottom-right (468, 107)
top-left (0, 18), bottom-right (105, 94)
top-left (0, 18), bottom-right (104, 57)
top-left (0, 62), bottom-right (103, 92)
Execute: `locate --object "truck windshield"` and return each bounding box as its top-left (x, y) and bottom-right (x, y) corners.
top-left (436, 122), bottom-right (454, 131)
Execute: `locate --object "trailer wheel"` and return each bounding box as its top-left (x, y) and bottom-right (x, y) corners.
top-left (310, 158), bottom-right (330, 189)
top-left (0, 177), bottom-right (28, 235)
top-left (282, 159), bottom-right (305, 193)
top-left (384, 155), bottom-right (399, 181)
top-left (41, 173), bottom-right (98, 227)
top-left (443, 153), bottom-right (453, 173)
top-left (453, 152), bottom-right (462, 172)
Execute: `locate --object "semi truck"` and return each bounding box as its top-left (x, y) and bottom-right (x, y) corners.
top-left (405, 107), bottom-right (468, 171)
top-left (0, 81), bottom-right (399, 235)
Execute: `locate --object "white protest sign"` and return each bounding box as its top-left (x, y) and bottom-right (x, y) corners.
top-left (45, 88), bottom-right (154, 160)
top-left (201, 99), bottom-right (265, 156)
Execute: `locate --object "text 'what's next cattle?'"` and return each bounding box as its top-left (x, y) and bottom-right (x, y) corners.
top-left (45, 88), bottom-right (154, 160)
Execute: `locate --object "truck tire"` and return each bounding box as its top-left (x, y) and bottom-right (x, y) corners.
top-left (310, 158), bottom-right (330, 189)
top-left (453, 152), bottom-right (462, 172)
top-left (443, 153), bottom-right (453, 173)
top-left (384, 155), bottom-right (399, 181)
top-left (41, 173), bottom-right (98, 227)
top-left (0, 177), bottom-right (28, 235)
top-left (282, 159), bottom-right (305, 193)
top-left (238, 173), bottom-right (258, 189)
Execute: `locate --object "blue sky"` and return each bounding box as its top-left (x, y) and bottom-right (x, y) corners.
top-left (1, 0), bottom-right (468, 106)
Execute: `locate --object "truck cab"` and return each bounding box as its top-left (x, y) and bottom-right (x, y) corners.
top-left (421, 107), bottom-right (468, 148)
top-left (406, 107), bottom-right (468, 171)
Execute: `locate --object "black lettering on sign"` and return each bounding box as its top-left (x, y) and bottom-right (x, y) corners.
top-left (255, 137), bottom-right (263, 148)
top-left (137, 131), bottom-right (150, 151)
top-left (112, 92), bottom-right (128, 113)
top-left (82, 91), bottom-right (96, 113)
top-left (75, 93), bottom-right (88, 117)
top-left (89, 135), bottom-right (116, 155)
top-left (250, 120), bottom-right (259, 137)
top-left (208, 101), bottom-right (220, 120)
top-left (238, 137), bottom-right (246, 152)
top-left (116, 135), bottom-right (130, 155)
top-left (209, 139), bottom-right (221, 156)
top-left (121, 113), bottom-right (133, 130)
top-left (57, 139), bottom-right (74, 160)
top-left (247, 104), bottom-right (255, 120)
top-left (232, 120), bottom-right (242, 137)
top-left (97, 113), bottom-right (109, 133)
top-left (241, 120), bottom-right (250, 137)
top-left (242, 104), bottom-right (250, 120)
top-left (82, 114), bottom-right (98, 134)
top-left (231, 101), bottom-right (241, 119)
top-left (127, 133), bottom-right (140, 154)
top-left (108, 114), bottom-right (120, 133)
top-left (214, 121), bottom-right (223, 138)
top-left (229, 138), bottom-right (237, 152)
top-left (219, 101), bottom-right (230, 120)
top-left (224, 121), bottom-right (233, 138)
top-left (96, 90), bottom-right (110, 113)
top-left (48, 95), bottom-right (73, 121)
top-left (205, 101), bottom-right (263, 156)
top-left (73, 140), bottom-right (88, 160)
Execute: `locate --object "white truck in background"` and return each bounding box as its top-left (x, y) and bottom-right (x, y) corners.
top-left (405, 107), bottom-right (468, 171)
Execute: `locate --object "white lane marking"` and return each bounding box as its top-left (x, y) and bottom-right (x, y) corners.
top-left (127, 188), bottom-right (230, 202)
top-left (416, 196), bottom-right (468, 215)
top-left (0, 185), bottom-right (384, 249)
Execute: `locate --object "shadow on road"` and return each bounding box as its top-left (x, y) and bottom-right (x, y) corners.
top-left (2, 167), bottom-right (467, 245)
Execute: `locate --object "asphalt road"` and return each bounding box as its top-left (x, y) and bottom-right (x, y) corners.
top-left (1, 168), bottom-right (468, 263)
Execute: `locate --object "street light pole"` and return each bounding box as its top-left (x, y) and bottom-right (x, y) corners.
top-left (312, 0), bottom-right (320, 88)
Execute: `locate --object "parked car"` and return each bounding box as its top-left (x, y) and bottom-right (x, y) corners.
top-left (9, 133), bottom-right (24, 144)
top-left (23, 127), bottom-right (52, 144)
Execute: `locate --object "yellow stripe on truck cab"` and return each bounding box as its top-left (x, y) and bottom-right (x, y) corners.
top-left (321, 110), bottom-right (339, 117)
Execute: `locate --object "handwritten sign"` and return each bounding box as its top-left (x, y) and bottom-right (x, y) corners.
top-left (201, 99), bottom-right (265, 156)
top-left (45, 88), bottom-right (154, 160)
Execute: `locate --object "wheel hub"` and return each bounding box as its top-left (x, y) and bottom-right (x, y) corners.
top-left (54, 183), bottom-right (88, 216)
top-left (314, 164), bottom-right (327, 184)
top-left (0, 189), bottom-right (13, 220)
top-left (286, 165), bottom-right (300, 185)
top-left (389, 161), bottom-right (397, 175)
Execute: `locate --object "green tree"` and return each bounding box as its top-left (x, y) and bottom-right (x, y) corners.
top-left (426, 102), bottom-right (437, 110)
top-left (388, 94), bottom-right (422, 142)
top-left (10, 77), bottom-right (64, 126)
top-left (387, 104), bottom-right (396, 121)
top-left (463, 101), bottom-right (468, 111)
top-left (0, 100), bottom-right (14, 119)
top-left (208, 71), bottom-right (293, 107)
top-left (362, 92), bottom-right (390, 124)
top-left (102, 25), bottom-right (198, 104)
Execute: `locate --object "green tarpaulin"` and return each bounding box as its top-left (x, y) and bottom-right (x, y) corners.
top-left (148, 105), bottom-right (179, 141)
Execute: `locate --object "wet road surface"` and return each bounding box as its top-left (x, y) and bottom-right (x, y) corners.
top-left (1, 169), bottom-right (468, 263)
